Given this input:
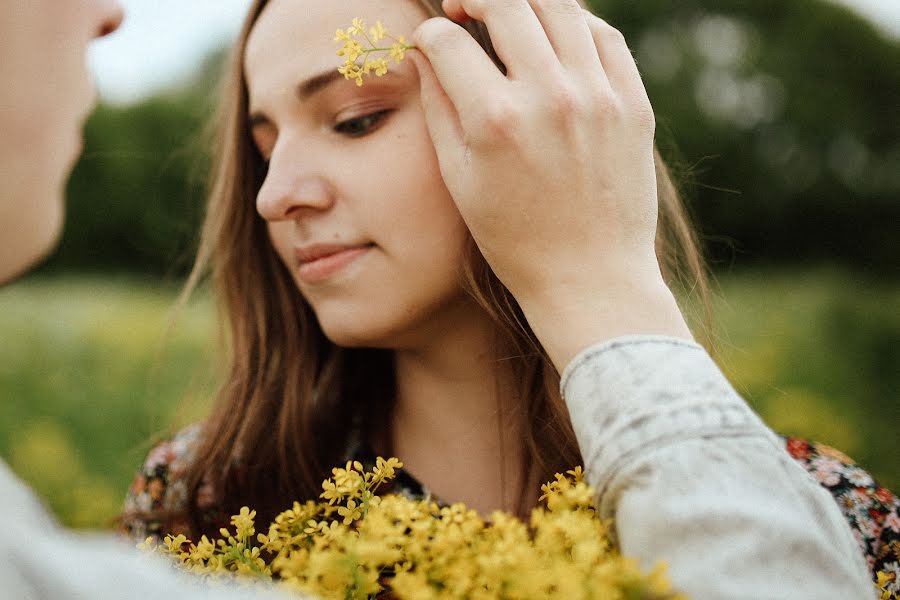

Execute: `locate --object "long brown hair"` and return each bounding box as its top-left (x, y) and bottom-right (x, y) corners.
top-left (176, 0), bottom-right (710, 537)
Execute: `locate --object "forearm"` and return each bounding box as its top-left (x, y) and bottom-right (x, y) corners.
top-left (560, 336), bottom-right (872, 599)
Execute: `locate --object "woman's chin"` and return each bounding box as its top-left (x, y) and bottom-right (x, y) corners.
top-left (320, 325), bottom-right (395, 350)
top-left (317, 315), bottom-right (421, 350)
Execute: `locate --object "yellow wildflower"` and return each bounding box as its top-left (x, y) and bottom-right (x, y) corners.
top-left (334, 18), bottom-right (416, 86)
top-left (231, 506), bottom-right (256, 539)
top-left (337, 499), bottom-right (363, 525)
top-left (369, 20), bottom-right (387, 42)
top-left (147, 457), bottom-right (683, 599)
top-left (347, 17), bottom-right (365, 36)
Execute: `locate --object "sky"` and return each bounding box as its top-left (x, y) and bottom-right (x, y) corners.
top-left (88, 0), bottom-right (900, 105)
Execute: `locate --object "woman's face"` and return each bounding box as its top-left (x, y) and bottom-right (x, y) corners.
top-left (0, 0), bottom-right (123, 284)
top-left (245, 0), bottom-right (474, 349)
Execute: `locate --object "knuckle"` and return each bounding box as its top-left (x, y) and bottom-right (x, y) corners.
top-left (414, 17), bottom-right (461, 53)
top-left (586, 13), bottom-right (627, 44)
top-left (547, 80), bottom-right (585, 121)
top-left (632, 98), bottom-right (657, 131)
top-left (473, 99), bottom-right (521, 140)
top-left (602, 23), bottom-right (627, 46)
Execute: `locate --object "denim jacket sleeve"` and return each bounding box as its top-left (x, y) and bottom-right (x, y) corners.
top-left (560, 335), bottom-right (873, 599)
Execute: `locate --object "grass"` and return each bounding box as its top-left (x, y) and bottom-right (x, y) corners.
top-left (1, 269), bottom-right (897, 529)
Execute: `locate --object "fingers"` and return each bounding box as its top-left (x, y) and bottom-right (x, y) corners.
top-left (407, 51), bottom-right (465, 164)
top-left (415, 7), bottom-right (651, 141)
top-left (413, 17), bottom-right (506, 128)
top-left (526, 0), bottom-right (602, 73)
top-left (443, 0), bottom-right (600, 75)
top-left (442, 0), bottom-right (558, 78)
top-left (582, 11), bottom-right (649, 103)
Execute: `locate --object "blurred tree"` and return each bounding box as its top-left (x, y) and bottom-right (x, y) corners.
top-left (595, 0), bottom-right (900, 272)
top-left (44, 50), bottom-right (225, 277)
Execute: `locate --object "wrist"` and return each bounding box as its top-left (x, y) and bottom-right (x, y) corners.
top-left (518, 275), bottom-right (694, 373)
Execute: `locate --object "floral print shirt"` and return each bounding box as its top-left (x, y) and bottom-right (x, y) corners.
top-left (783, 436), bottom-right (900, 594)
top-left (121, 425), bottom-right (899, 592)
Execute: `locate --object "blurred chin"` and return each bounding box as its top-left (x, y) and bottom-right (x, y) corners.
top-left (0, 187), bottom-right (65, 286)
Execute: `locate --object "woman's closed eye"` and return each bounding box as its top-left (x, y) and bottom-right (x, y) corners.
top-left (334, 109), bottom-right (392, 138)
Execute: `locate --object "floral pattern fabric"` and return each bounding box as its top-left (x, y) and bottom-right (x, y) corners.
top-left (121, 426), bottom-right (899, 590)
top-left (783, 436), bottom-right (900, 595)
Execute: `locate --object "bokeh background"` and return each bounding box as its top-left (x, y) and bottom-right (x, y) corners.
top-left (0, 0), bottom-right (897, 528)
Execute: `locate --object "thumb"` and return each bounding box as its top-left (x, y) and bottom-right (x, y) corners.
top-left (408, 51), bottom-right (465, 167)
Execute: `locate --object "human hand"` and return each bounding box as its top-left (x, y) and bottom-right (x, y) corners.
top-left (411, 0), bottom-right (692, 369)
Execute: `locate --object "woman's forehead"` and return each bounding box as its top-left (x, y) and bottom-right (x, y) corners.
top-left (244, 0), bottom-right (426, 92)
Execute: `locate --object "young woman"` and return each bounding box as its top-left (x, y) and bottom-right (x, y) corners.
top-left (123, 0), bottom-right (892, 596)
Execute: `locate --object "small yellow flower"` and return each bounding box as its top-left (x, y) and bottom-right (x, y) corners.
top-left (337, 499), bottom-right (363, 525)
top-left (334, 18), bottom-right (415, 86)
top-left (136, 536), bottom-right (157, 552)
top-left (369, 21), bottom-right (387, 42)
top-left (231, 506), bottom-right (256, 539)
top-left (348, 17), bottom-right (365, 36)
top-left (144, 459), bottom-right (678, 599)
top-left (163, 533), bottom-right (187, 554)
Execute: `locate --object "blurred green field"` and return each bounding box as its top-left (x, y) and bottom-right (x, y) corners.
top-left (1, 270), bottom-right (897, 529)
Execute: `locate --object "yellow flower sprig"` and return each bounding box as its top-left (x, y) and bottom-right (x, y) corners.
top-left (878, 569), bottom-right (899, 600)
top-left (143, 457), bottom-right (684, 600)
top-left (335, 18), bottom-right (415, 86)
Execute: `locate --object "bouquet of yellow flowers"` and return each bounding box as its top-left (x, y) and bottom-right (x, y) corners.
top-left (142, 457), bottom-right (683, 599)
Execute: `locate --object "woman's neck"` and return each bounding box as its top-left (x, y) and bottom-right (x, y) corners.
top-left (385, 310), bottom-right (535, 515)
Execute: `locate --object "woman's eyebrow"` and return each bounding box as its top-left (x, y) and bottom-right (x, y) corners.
top-left (248, 68), bottom-right (407, 126)
top-left (298, 68), bottom-right (404, 101)
top-left (297, 69), bottom-right (345, 100)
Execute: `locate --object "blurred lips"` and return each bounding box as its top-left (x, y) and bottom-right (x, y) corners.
top-left (295, 243), bottom-right (373, 283)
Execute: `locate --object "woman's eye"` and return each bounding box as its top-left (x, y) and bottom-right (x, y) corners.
top-left (334, 110), bottom-right (391, 137)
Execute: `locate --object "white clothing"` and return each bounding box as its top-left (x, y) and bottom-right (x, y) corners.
top-left (561, 335), bottom-right (873, 599)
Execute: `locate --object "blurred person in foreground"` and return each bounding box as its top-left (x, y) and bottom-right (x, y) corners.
top-left (0, 2), bottom-right (292, 598)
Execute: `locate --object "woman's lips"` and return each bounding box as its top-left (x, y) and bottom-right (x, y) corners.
top-left (295, 244), bottom-right (372, 283)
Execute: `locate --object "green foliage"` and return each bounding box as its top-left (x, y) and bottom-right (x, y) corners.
top-left (711, 268), bottom-right (900, 483)
top-left (0, 272), bottom-right (896, 529)
top-left (0, 277), bottom-right (217, 527)
top-left (46, 94), bottom-right (212, 276)
top-left (591, 0), bottom-right (900, 271)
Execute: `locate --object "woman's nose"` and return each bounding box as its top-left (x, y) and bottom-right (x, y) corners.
top-left (256, 158), bottom-right (336, 222)
top-left (93, 0), bottom-right (124, 39)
